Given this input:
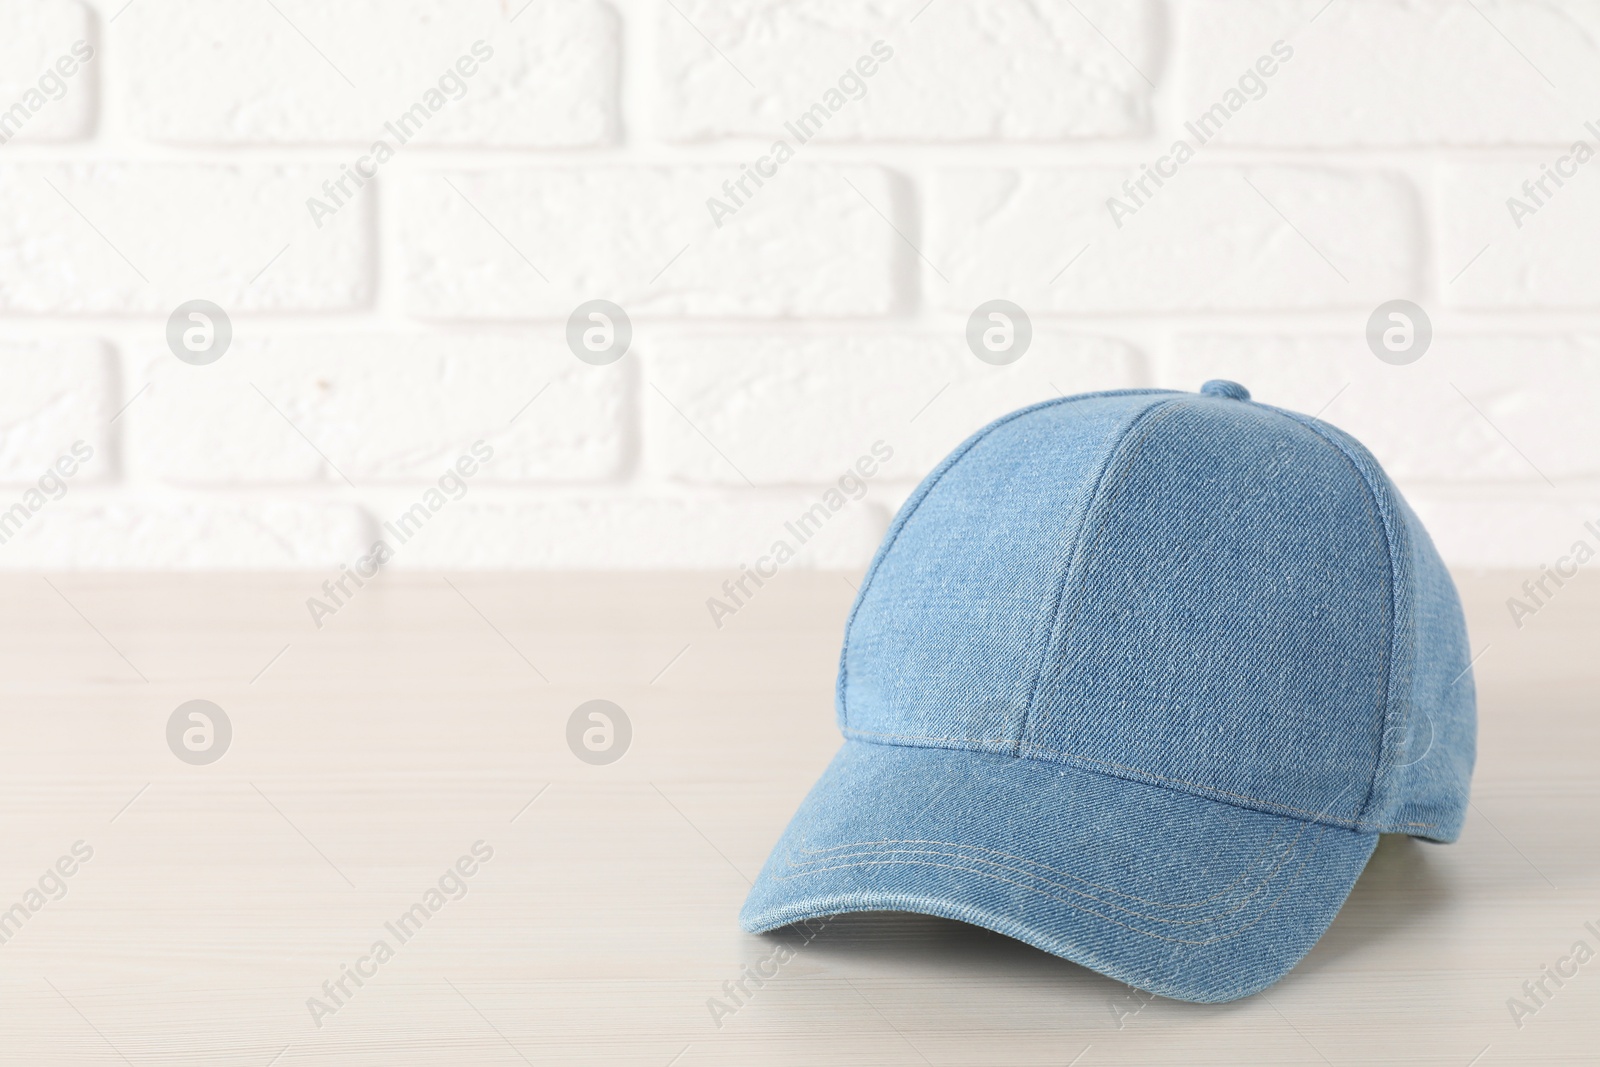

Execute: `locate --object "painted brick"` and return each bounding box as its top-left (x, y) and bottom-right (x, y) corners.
top-left (659, 0), bottom-right (1154, 141)
top-left (931, 167), bottom-right (1420, 314)
top-left (118, 0), bottom-right (616, 147)
top-left (0, 339), bottom-right (113, 483)
top-left (646, 333), bottom-right (1141, 484)
top-left (1162, 335), bottom-right (1600, 484)
top-left (1181, 0), bottom-right (1600, 147)
top-left (0, 0), bottom-right (1590, 574)
top-left (1439, 158), bottom-right (1600, 308)
top-left (0, 0), bottom-right (94, 144)
top-left (0, 165), bottom-right (372, 314)
top-left (400, 166), bottom-right (905, 318)
top-left (124, 334), bottom-right (628, 484)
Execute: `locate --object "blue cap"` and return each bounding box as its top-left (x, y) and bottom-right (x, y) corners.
top-left (741, 382), bottom-right (1476, 1003)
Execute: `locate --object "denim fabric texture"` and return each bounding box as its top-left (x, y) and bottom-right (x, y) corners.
top-left (740, 381), bottom-right (1476, 1003)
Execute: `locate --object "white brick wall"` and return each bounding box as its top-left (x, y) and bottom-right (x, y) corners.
top-left (930, 166), bottom-right (1420, 313)
top-left (657, 0), bottom-right (1156, 141)
top-left (0, 0), bottom-right (94, 144)
top-left (1181, 0), bottom-right (1600, 147)
top-left (0, 0), bottom-right (1594, 569)
top-left (0, 164), bottom-right (372, 313)
top-left (400, 165), bottom-right (904, 317)
top-left (120, 0), bottom-right (618, 146)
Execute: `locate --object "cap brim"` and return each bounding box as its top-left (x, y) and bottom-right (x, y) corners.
top-left (740, 740), bottom-right (1377, 1003)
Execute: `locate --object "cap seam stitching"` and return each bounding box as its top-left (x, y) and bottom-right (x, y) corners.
top-left (784, 825), bottom-right (1298, 913)
top-left (757, 821), bottom-right (1334, 948)
top-left (1269, 407), bottom-right (1406, 829)
top-left (774, 843), bottom-right (1299, 927)
top-left (837, 726), bottom-right (1436, 830)
top-left (1018, 396), bottom-right (1394, 828)
top-left (835, 388), bottom-right (1177, 733)
top-left (1011, 396), bottom-right (1190, 755)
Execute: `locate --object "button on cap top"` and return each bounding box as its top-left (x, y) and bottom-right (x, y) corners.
top-left (1200, 379), bottom-right (1251, 401)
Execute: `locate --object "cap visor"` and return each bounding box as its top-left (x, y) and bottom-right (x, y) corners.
top-left (740, 740), bottom-right (1377, 1003)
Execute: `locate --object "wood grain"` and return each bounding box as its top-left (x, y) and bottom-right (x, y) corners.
top-left (0, 571), bottom-right (1594, 1065)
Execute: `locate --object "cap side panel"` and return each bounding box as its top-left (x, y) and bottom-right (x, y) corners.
top-left (1026, 398), bottom-right (1395, 827)
top-left (1013, 397), bottom-right (1190, 750)
top-left (1264, 407), bottom-right (1411, 831)
top-left (837, 391), bottom-right (1174, 747)
top-left (1378, 497), bottom-right (1476, 839)
top-left (1243, 407), bottom-right (1473, 838)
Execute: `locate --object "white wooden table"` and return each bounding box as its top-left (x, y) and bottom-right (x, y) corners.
top-left (0, 571), bottom-right (1594, 1065)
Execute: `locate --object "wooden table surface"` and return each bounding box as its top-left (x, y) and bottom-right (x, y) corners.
top-left (0, 570), bottom-right (1595, 1066)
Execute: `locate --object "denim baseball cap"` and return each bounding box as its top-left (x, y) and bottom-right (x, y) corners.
top-left (741, 380), bottom-right (1476, 1003)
